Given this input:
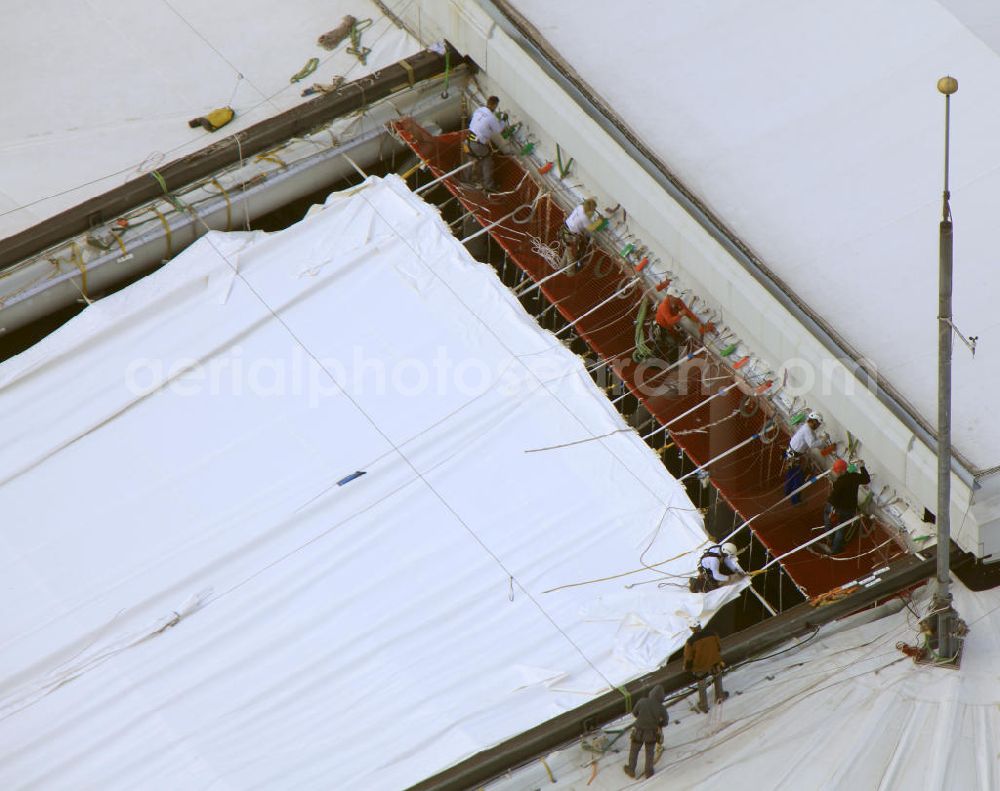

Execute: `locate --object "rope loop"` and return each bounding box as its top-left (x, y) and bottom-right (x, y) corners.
top-left (738, 394), bottom-right (760, 418)
top-left (759, 420), bottom-right (779, 444)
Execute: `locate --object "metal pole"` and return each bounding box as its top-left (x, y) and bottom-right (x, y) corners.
top-left (934, 76), bottom-right (958, 659)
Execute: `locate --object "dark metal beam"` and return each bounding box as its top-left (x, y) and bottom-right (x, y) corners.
top-left (0, 48), bottom-right (454, 271)
top-left (407, 545), bottom-right (965, 791)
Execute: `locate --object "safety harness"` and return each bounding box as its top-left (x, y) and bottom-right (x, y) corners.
top-left (689, 545), bottom-right (734, 593)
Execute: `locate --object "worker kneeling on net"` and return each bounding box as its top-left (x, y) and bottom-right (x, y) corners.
top-left (690, 542), bottom-right (745, 592)
top-left (463, 95), bottom-right (506, 192)
top-left (783, 411), bottom-right (825, 505)
top-left (623, 684), bottom-right (667, 780)
top-left (684, 619), bottom-right (729, 713)
top-left (816, 459), bottom-right (871, 555)
top-left (560, 197), bottom-right (597, 268)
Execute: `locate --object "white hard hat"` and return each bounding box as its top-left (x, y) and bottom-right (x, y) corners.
top-left (807, 411), bottom-right (823, 424)
top-left (721, 542), bottom-right (738, 556)
top-left (687, 617), bottom-right (702, 630)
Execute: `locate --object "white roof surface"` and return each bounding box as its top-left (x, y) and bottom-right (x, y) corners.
top-left (0, 175), bottom-right (741, 789)
top-left (490, 579), bottom-right (1000, 791)
top-left (0, 0), bottom-right (420, 240)
top-left (508, 0), bottom-right (1000, 473)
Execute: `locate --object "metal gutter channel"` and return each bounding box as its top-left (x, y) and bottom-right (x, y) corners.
top-left (0, 47), bottom-right (456, 273)
top-left (0, 84), bottom-right (464, 335)
top-left (477, 0), bottom-right (977, 488)
top-left (407, 545), bottom-right (963, 791)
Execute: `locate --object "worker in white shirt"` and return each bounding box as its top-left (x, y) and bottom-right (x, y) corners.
top-left (784, 411), bottom-right (824, 504)
top-left (464, 95), bottom-right (506, 192)
top-left (690, 543), bottom-right (745, 592)
top-left (560, 197), bottom-right (597, 267)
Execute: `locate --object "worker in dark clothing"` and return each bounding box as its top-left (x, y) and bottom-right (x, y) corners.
top-left (684, 620), bottom-right (728, 713)
top-left (623, 684), bottom-right (667, 780)
top-left (817, 459), bottom-right (871, 554)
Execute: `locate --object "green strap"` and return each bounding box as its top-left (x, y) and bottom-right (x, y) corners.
top-left (616, 685), bottom-right (633, 715)
top-left (633, 298), bottom-right (653, 362)
top-left (347, 19), bottom-right (373, 64)
top-left (556, 143), bottom-right (574, 178)
top-left (290, 57), bottom-right (319, 83)
top-left (441, 47), bottom-right (451, 96)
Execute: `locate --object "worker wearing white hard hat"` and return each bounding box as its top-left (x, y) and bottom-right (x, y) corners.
top-left (699, 542), bottom-right (745, 585)
top-left (784, 411), bottom-right (825, 505)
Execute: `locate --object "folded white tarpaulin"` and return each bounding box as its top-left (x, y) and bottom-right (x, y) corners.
top-left (0, 0), bottom-right (421, 238)
top-left (0, 175), bottom-right (743, 789)
top-left (489, 579), bottom-right (1000, 790)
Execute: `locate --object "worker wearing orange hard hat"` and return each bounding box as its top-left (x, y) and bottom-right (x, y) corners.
top-left (816, 459), bottom-right (871, 555)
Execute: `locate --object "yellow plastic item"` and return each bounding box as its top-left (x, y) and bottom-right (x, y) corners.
top-left (205, 107), bottom-right (235, 131)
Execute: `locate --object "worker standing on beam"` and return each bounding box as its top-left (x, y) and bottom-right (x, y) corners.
top-left (560, 197), bottom-right (597, 268)
top-left (623, 684), bottom-right (667, 780)
top-left (817, 459), bottom-right (871, 555)
top-left (783, 411), bottom-right (825, 505)
top-left (684, 619), bottom-right (729, 713)
top-left (463, 95), bottom-right (506, 192)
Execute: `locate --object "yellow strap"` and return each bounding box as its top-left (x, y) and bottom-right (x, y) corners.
top-left (540, 758), bottom-right (555, 783)
top-left (110, 229), bottom-right (128, 258)
top-left (208, 178), bottom-right (233, 231)
top-left (400, 58), bottom-right (415, 87)
top-left (401, 158), bottom-right (426, 180)
top-left (152, 206), bottom-right (173, 258)
top-left (255, 152), bottom-right (288, 169)
top-left (69, 243), bottom-right (90, 302)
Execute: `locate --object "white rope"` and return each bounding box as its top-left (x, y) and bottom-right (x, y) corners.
top-left (554, 278), bottom-right (640, 337)
top-left (677, 432), bottom-right (760, 482)
top-left (415, 160), bottom-right (475, 193)
top-left (718, 470), bottom-right (833, 545)
top-left (517, 251), bottom-right (575, 295)
top-left (526, 236), bottom-right (565, 274)
top-left (642, 382), bottom-right (739, 441)
top-left (610, 347), bottom-right (707, 406)
top-left (755, 516), bottom-right (863, 572)
top-left (459, 205), bottom-right (525, 243)
top-left (670, 407), bottom-right (740, 436)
